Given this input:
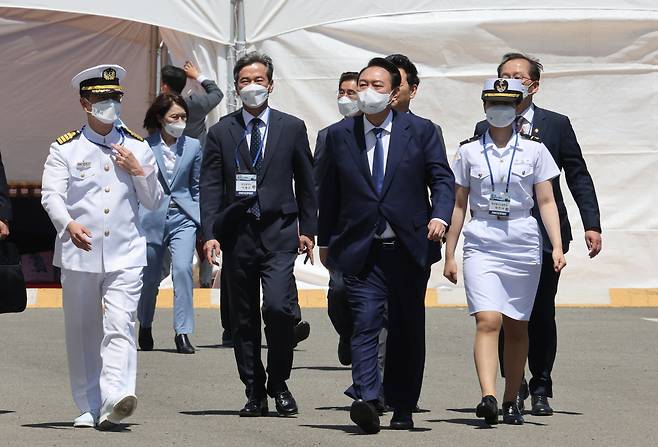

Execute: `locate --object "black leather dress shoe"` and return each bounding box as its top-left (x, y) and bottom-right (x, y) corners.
top-left (390, 410), bottom-right (414, 430)
top-left (502, 401), bottom-right (524, 425)
top-left (239, 398), bottom-right (268, 417)
top-left (274, 390), bottom-right (298, 416)
top-left (221, 329), bottom-right (234, 347)
top-left (517, 378), bottom-right (529, 412)
top-left (174, 334), bottom-right (195, 354)
top-left (531, 395), bottom-right (553, 416)
top-left (475, 395), bottom-right (498, 425)
top-left (294, 321), bottom-right (311, 346)
top-left (350, 399), bottom-right (380, 434)
top-left (337, 335), bottom-right (351, 366)
top-left (139, 327), bottom-right (153, 351)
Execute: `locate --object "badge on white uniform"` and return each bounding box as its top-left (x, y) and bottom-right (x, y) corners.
top-left (489, 191), bottom-right (511, 217)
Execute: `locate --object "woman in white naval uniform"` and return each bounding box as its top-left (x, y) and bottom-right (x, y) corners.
top-left (41, 65), bottom-right (163, 430)
top-left (443, 78), bottom-right (566, 425)
top-left (137, 93), bottom-right (202, 354)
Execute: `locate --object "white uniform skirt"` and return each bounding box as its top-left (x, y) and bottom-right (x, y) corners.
top-left (462, 212), bottom-right (542, 321)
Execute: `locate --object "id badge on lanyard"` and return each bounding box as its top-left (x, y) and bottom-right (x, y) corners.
top-left (235, 173), bottom-right (257, 197)
top-left (483, 133), bottom-right (519, 217)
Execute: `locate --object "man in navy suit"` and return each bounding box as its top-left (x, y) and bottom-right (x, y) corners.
top-left (318, 58), bottom-right (455, 433)
top-left (475, 52), bottom-right (602, 416)
top-left (200, 51), bottom-right (316, 417)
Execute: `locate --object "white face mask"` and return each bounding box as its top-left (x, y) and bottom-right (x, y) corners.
top-left (337, 96), bottom-right (360, 117)
top-left (163, 120), bottom-right (186, 138)
top-left (486, 104), bottom-right (516, 128)
top-left (239, 83), bottom-right (269, 108)
top-left (87, 99), bottom-right (121, 124)
top-left (356, 88), bottom-right (391, 115)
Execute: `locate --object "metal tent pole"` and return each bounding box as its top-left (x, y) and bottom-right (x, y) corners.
top-left (227, 0), bottom-right (246, 112)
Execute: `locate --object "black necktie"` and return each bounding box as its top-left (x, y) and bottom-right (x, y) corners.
top-left (250, 117), bottom-right (263, 171)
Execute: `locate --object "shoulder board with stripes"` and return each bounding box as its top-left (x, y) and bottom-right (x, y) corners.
top-left (520, 133), bottom-right (542, 143)
top-left (55, 130), bottom-right (81, 145)
top-left (121, 126), bottom-right (144, 142)
top-left (459, 134), bottom-right (481, 146)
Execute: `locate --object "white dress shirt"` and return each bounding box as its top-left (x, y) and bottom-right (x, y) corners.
top-left (516, 103), bottom-right (535, 134)
top-left (242, 107), bottom-right (270, 156)
top-left (159, 137), bottom-right (177, 179)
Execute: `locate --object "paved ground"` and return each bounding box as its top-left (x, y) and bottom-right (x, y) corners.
top-left (1, 307), bottom-right (658, 446)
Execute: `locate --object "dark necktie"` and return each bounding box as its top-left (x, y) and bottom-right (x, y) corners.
top-left (247, 117), bottom-right (263, 218)
top-left (250, 117), bottom-right (263, 171)
top-left (371, 128), bottom-right (387, 235)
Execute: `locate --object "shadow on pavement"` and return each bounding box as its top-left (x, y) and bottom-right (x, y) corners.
top-left (428, 418), bottom-right (495, 429)
top-left (180, 409), bottom-right (240, 416)
top-left (22, 422), bottom-right (136, 431)
top-left (315, 406), bottom-right (351, 412)
top-left (300, 424), bottom-right (363, 434)
top-left (0, 410), bottom-right (14, 415)
top-left (293, 365), bottom-right (350, 371)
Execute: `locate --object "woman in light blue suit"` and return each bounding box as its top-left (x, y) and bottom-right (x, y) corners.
top-left (138, 93), bottom-right (202, 354)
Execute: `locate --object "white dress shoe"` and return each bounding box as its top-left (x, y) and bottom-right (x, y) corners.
top-left (97, 394), bottom-right (137, 431)
top-left (73, 410), bottom-right (99, 428)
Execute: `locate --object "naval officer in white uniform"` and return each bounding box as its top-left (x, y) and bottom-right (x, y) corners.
top-left (443, 78), bottom-right (566, 426)
top-left (41, 64), bottom-right (163, 430)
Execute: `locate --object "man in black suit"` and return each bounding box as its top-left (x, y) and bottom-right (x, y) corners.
top-left (475, 52), bottom-right (602, 416)
top-left (0, 152), bottom-right (11, 239)
top-left (200, 51), bottom-right (317, 417)
top-left (314, 71), bottom-right (360, 366)
top-left (318, 58), bottom-right (455, 433)
top-left (385, 54), bottom-right (447, 159)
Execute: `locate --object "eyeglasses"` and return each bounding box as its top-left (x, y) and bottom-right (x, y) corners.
top-left (501, 74), bottom-right (536, 83)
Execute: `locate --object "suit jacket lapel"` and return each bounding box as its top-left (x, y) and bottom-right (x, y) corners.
top-left (169, 136), bottom-right (187, 187)
top-left (147, 135), bottom-right (171, 195)
top-left (257, 109), bottom-right (282, 184)
top-left (345, 117), bottom-right (377, 194)
top-left (531, 106), bottom-right (548, 141)
top-left (380, 111), bottom-right (409, 198)
top-left (228, 112), bottom-right (253, 173)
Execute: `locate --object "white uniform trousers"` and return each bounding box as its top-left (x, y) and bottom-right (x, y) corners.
top-left (61, 267), bottom-right (142, 413)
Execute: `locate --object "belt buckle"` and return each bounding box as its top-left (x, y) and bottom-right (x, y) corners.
top-left (381, 240), bottom-right (396, 250)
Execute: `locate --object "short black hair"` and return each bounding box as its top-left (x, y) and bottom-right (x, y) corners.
top-left (358, 57), bottom-right (401, 89)
top-left (143, 92), bottom-right (189, 132)
top-left (233, 51), bottom-right (274, 82)
top-left (497, 52), bottom-right (543, 81)
top-left (338, 71), bottom-right (359, 87)
top-left (161, 65), bottom-right (187, 94)
top-left (385, 54), bottom-right (420, 87)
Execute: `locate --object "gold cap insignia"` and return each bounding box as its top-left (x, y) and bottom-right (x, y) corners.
top-left (102, 68), bottom-right (117, 81)
top-left (494, 79), bottom-right (508, 93)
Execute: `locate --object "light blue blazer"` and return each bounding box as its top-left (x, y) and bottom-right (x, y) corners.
top-left (139, 133), bottom-right (202, 244)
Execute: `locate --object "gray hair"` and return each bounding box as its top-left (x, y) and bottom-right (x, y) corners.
top-left (233, 51), bottom-right (274, 82)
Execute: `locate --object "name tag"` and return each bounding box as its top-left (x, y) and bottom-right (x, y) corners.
top-left (76, 161), bottom-right (91, 170)
top-left (235, 173), bottom-right (257, 197)
top-left (488, 191), bottom-right (510, 217)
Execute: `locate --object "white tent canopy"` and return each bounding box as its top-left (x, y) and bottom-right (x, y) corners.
top-left (1, 1), bottom-right (657, 303)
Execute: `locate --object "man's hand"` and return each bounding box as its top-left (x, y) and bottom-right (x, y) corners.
top-left (298, 235), bottom-right (314, 265)
top-left (585, 230), bottom-right (602, 258)
top-left (319, 247), bottom-right (329, 269)
top-left (112, 144), bottom-right (145, 176)
top-left (183, 61), bottom-right (200, 80)
top-left (427, 219), bottom-right (446, 242)
top-left (67, 220), bottom-right (92, 251)
top-left (204, 239), bottom-right (221, 265)
top-left (0, 220), bottom-right (9, 240)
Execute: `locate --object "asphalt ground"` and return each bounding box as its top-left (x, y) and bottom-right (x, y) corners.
top-left (1, 307), bottom-right (657, 446)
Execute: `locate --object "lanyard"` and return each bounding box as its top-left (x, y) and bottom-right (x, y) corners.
top-left (85, 126), bottom-right (125, 150)
top-left (482, 132), bottom-right (519, 193)
top-left (234, 116), bottom-right (269, 171)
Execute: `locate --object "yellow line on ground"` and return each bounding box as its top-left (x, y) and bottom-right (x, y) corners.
top-left (23, 288), bottom-right (658, 309)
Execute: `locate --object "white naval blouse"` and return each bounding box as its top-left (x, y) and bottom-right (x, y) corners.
top-left (452, 130), bottom-right (560, 213)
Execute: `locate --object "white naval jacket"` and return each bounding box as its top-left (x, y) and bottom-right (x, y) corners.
top-left (41, 125), bottom-right (164, 273)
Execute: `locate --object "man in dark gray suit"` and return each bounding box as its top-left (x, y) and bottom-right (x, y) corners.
top-left (475, 52), bottom-right (602, 416)
top-left (200, 51), bottom-right (317, 417)
top-left (160, 61), bottom-right (224, 144)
